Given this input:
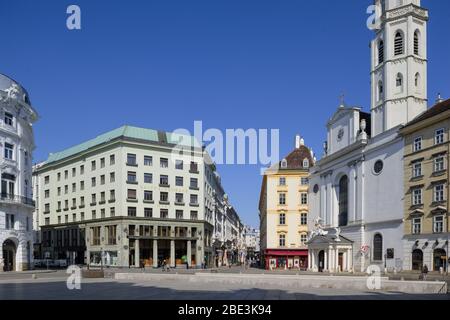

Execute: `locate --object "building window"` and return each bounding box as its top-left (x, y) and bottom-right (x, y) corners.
top-left (338, 175), bottom-right (349, 227)
top-left (279, 193), bottom-right (286, 205)
top-left (190, 211), bottom-right (198, 220)
top-left (128, 207), bottom-right (137, 217)
top-left (434, 156), bottom-right (445, 173)
top-left (110, 172), bottom-right (115, 183)
top-left (80, 165), bottom-right (84, 175)
top-left (4, 112), bottom-right (13, 126)
top-left (280, 159), bottom-right (287, 169)
top-left (100, 157), bottom-right (105, 168)
top-left (91, 227), bottom-right (101, 246)
top-left (301, 177), bottom-right (309, 185)
top-left (109, 190), bottom-right (115, 201)
top-left (414, 30), bottom-right (420, 56)
top-left (175, 160), bottom-right (183, 170)
top-left (394, 31), bottom-right (404, 56)
top-left (64, 170), bottom-right (68, 179)
top-left (144, 190), bottom-right (153, 201)
top-left (144, 156), bottom-right (152, 166)
top-left (127, 153), bottom-right (137, 166)
top-left (160, 192), bottom-right (169, 202)
top-left (161, 209), bottom-right (169, 219)
top-left (176, 210), bottom-right (183, 220)
top-left (415, 73), bottom-right (420, 89)
top-left (44, 189), bottom-right (50, 198)
top-left (412, 218), bottom-right (421, 235)
top-left (107, 225), bottom-right (117, 245)
top-left (110, 207), bottom-right (115, 217)
top-left (101, 208), bottom-right (105, 219)
top-left (279, 213), bottom-right (286, 225)
top-left (190, 162), bottom-right (198, 172)
top-left (435, 128), bottom-right (445, 145)
top-left (396, 73), bottom-right (403, 89)
top-left (175, 176), bottom-right (183, 186)
top-left (190, 194), bottom-right (198, 205)
top-left (412, 162), bottom-right (422, 178)
top-left (434, 184), bottom-right (445, 202)
top-left (127, 189), bottom-right (137, 200)
top-left (300, 234), bottom-right (308, 246)
top-left (91, 160), bottom-right (96, 171)
top-left (127, 171), bottom-right (137, 183)
top-left (4, 143), bottom-right (13, 160)
top-left (433, 216), bottom-right (444, 233)
top-left (303, 159), bottom-right (310, 168)
top-left (279, 234), bottom-right (286, 247)
top-left (300, 193), bottom-right (308, 205)
top-left (72, 168), bottom-right (76, 177)
top-left (160, 158), bottom-right (169, 168)
top-left (190, 178), bottom-right (198, 189)
top-left (144, 173), bottom-right (152, 184)
top-left (110, 154), bottom-right (115, 165)
top-left (5, 214), bottom-right (15, 230)
top-left (300, 213), bottom-right (307, 225)
top-left (279, 177), bottom-right (286, 186)
top-left (378, 40), bottom-right (384, 64)
top-left (412, 188), bottom-right (423, 206)
top-left (373, 234), bottom-right (383, 261)
top-left (413, 137), bottom-right (422, 152)
top-left (100, 175), bottom-right (105, 185)
top-left (91, 177), bottom-right (96, 187)
top-left (374, 160), bottom-right (384, 174)
top-left (144, 208), bottom-right (152, 218)
top-left (80, 181), bottom-right (85, 191)
top-left (175, 193), bottom-right (184, 204)
top-left (160, 175), bottom-right (169, 186)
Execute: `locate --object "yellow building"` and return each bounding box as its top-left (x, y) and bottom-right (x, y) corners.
top-left (259, 135), bottom-right (314, 270)
top-left (400, 98), bottom-right (450, 272)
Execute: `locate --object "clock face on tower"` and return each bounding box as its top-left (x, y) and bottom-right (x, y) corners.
top-left (337, 129), bottom-right (344, 141)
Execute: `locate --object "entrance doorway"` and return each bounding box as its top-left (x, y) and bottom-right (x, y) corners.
top-left (318, 250), bottom-right (325, 272)
top-left (2, 239), bottom-right (16, 272)
top-left (433, 249), bottom-right (447, 272)
top-left (338, 252), bottom-right (344, 272)
top-left (411, 249), bottom-right (423, 271)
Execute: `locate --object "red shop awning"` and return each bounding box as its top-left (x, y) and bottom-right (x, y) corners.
top-left (265, 249), bottom-right (308, 257)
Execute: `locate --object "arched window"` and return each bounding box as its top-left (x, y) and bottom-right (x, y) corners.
top-left (373, 234), bottom-right (383, 261)
top-left (378, 80), bottom-right (384, 101)
top-left (394, 31), bottom-right (404, 56)
top-left (338, 175), bottom-right (348, 227)
top-left (396, 73), bottom-right (403, 92)
top-left (415, 73), bottom-right (420, 88)
top-left (378, 40), bottom-right (384, 64)
top-left (414, 30), bottom-right (420, 56)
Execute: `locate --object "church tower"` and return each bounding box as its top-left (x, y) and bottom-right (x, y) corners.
top-left (370, 0), bottom-right (428, 137)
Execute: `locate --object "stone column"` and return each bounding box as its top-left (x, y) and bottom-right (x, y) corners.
top-left (187, 240), bottom-right (192, 267)
top-left (135, 239), bottom-right (140, 268)
top-left (170, 240), bottom-right (175, 267)
top-left (307, 251), bottom-right (311, 270)
top-left (196, 239), bottom-right (201, 268)
top-left (153, 239), bottom-right (158, 268)
top-left (324, 250), bottom-right (328, 272)
top-left (349, 166), bottom-right (357, 223)
top-left (311, 250), bottom-right (315, 271)
top-left (335, 248), bottom-right (339, 272)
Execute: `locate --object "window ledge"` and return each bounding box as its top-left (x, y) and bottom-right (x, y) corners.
top-left (127, 198), bottom-right (138, 203)
top-left (143, 200), bottom-right (154, 204)
top-left (159, 184), bottom-right (170, 188)
top-left (78, 205), bottom-right (85, 209)
top-left (189, 170), bottom-right (199, 174)
top-left (189, 203), bottom-right (199, 207)
top-left (159, 201), bottom-right (170, 205)
top-left (126, 163), bottom-right (138, 167)
top-left (108, 199), bottom-right (116, 203)
top-left (126, 181), bottom-right (138, 185)
top-left (175, 202), bottom-right (185, 206)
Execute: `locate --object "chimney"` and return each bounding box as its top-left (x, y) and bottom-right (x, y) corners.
top-left (295, 135), bottom-right (301, 149)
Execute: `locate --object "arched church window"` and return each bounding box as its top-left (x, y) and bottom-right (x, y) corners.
top-left (378, 40), bottom-right (384, 64)
top-left (415, 73), bottom-right (420, 88)
top-left (378, 81), bottom-right (384, 101)
top-left (373, 234), bottom-right (383, 261)
top-left (414, 30), bottom-right (420, 56)
top-left (396, 73), bottom-right (403, 88)
top-left (394, 31), bottom-right (404, 56)
top-left (338, 175), bottom-right (348, 227)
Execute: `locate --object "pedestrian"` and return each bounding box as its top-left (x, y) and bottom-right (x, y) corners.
top-left (421, 264), bottom-right (429, 281)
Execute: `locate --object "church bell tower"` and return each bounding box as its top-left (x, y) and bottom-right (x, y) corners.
top-left (370, 0), bottom-right (428, 137)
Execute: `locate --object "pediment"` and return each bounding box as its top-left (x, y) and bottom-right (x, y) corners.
top-left (327, 106), bottom-right (360, 127)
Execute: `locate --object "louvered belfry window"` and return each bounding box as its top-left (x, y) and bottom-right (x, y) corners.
top-left (394, 32), bottom-right (404, 56)
top-left (414, 31), bottom-right (419, 55)
top-left (378, 40), bottom-right (384, 64)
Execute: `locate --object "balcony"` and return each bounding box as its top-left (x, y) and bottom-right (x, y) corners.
top-left (0, 194), bottom-right (35, 207)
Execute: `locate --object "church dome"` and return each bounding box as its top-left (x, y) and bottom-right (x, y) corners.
top-left (0, 73), bottom-right (32, 105)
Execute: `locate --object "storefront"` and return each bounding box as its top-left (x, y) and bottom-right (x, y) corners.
top-left (264, 249), bottom-right (308, 270)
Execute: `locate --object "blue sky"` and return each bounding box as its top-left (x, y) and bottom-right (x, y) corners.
top-left (1, 0), bottom-right (449, 227)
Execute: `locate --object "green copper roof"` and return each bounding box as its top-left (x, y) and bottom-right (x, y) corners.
top-left (46, 125), bottom-right (201, 164)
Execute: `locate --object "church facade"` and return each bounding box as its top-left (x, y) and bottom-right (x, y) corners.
top-left (307, 0), bottom-right (429, 273)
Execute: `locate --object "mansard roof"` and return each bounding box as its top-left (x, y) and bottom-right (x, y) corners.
top-left (279, 145), bottom-right (315, 170)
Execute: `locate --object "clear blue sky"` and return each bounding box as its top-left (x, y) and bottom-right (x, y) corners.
top-left (1, 0), bottom-right (449, 227)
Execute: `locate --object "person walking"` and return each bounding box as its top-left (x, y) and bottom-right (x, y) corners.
top-left (421, 264), bottom-right (429, 281)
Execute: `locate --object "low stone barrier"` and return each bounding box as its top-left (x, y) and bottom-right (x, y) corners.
top-left (114, 272), bottom-right (447, 294)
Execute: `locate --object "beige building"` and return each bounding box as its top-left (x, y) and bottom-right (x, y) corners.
top-left (34, 125), bottom-right (226, 268)
top-left (401, 98), bottom-right (450, 272)
top-left (259, 136), bottom-right (314, 270)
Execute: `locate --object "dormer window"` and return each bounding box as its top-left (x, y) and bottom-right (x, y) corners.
top-left (4, 113), bottom-right (13, 126)
top-left (281, 159), bottom-right (287, 169)
top-left (303, 159), bottom-right (310, 168)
